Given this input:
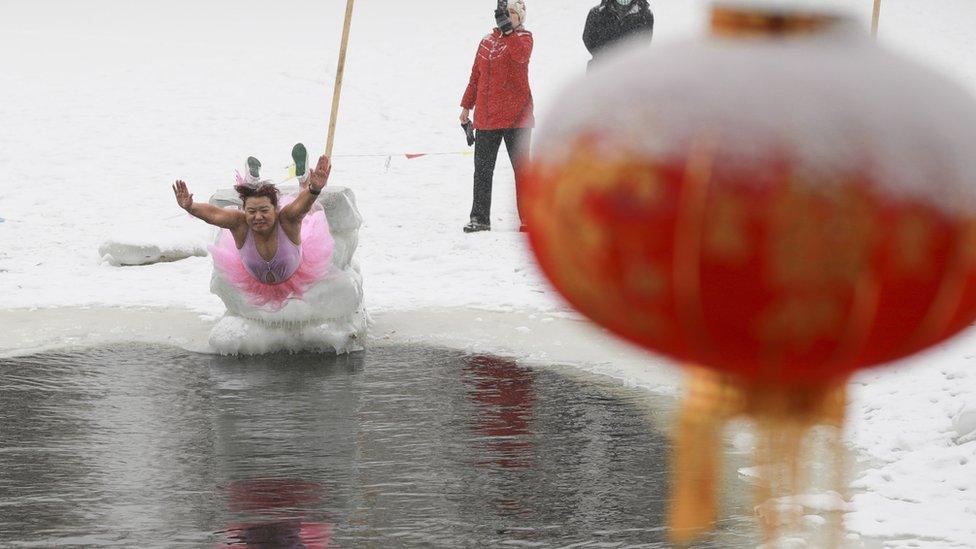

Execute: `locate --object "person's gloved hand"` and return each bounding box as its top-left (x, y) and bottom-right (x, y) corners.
top-left (495, 0), bottom-right (514, 35)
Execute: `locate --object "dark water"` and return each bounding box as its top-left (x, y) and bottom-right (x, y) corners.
top-left (0, 345), bottom-right (755, 548)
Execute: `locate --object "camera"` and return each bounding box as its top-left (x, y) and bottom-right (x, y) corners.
top-left (495, 0), bottom-right (514, 35)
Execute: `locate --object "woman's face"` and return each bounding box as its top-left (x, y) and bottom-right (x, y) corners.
top-left (244, 196), bottom-right (277, 234)
top-left (508, 6), bottom-right (522, 28)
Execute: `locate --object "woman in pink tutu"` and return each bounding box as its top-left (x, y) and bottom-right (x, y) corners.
top-left (172, 144), bottom-right (334, 310)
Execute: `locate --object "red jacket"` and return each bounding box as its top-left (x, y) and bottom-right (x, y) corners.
top-left (461, 28), bottom-right (535, 130)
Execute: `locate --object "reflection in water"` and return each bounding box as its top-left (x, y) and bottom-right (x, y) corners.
top-left (222, 520), bottom-right (331, 549)
top-left (464, 355), bottom-right (537, 522)
top-left (465, 355), bottom-right (535, 469)
top-left (207, 351), bottom-right (363, 549)
top-left (221, 479), bottom-right (331, 548)
top-left (0, 345), bottom-right (756, 547)
top-left (226, 479), bottom-right (324, 513)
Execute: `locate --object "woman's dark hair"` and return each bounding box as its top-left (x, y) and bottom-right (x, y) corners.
top-left (235, 183), bottom-right (280, 208)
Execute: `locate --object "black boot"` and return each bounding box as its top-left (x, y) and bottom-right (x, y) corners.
top-left (463, 218), bottom-right (491, 233)
top-left (292, 143), bottom-right (308, 181)
top-left (241, 156), bottom-right (262, 187)
top-left (246, 156), bottom-right (261, 179)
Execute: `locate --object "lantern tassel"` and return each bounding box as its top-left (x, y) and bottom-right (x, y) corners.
top-left (669, 367), bottom-right (744, 545)
top-left (752, 383), bottom-right (847, 543)
top-left (669, 401), bottom-right (722, 545)
top-left (669, 368), bottom-right (849, 546)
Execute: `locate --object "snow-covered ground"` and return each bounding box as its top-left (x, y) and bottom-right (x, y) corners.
top-left (1, 0), bottom-right (975, 546)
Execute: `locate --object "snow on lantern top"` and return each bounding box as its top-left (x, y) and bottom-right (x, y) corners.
top-left (534, 2), bottom-right (976, 217)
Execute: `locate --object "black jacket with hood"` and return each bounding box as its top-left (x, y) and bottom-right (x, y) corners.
top-left (583, 0), bottom-right (654, 65)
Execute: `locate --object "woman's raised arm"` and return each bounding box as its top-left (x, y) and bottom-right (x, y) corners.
top-left (281, 155), bottom-right (331, 223)
top-left (173, 180), bottom-right (245, 229)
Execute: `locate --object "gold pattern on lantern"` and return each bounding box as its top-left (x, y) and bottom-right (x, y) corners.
top-left (553, 249), bottom-right (603, 308)
top-left (767, 181), bottom-right (874, 289)
top-left (533, 148), bottom-right (669, 341)
top-left (893, 213), bottom-right (934, 277)
top-left (624, 258), bottom-right (668, 300)
top-left (704, 192), bottom-right (750, 263)
top-left (627, 168), bottom-right (664, 208)
top-left (757, 296), bottom-right (844, 350)
top-left (548, 161), bottom-right (618, 252)
top-left (627, 309), bottom-right (666, 338)
top-left (545, 215), bottom-right (608, 311)
top-left (768, 183), bottom-right (826, 288)
top-left (562, 264), bottom-right (604, 307)
top-left (577, 216), bottom-right (607, 251)
top-left (551, 173), bottom-right (588, 216)
top-left (627, 310), bottom-right (667, 346)
top-left (958, 219), bottom-right (976, 267)
top-left (821, 188), bottom-right (876, 286)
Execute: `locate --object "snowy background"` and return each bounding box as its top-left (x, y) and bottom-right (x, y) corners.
top-left (1, 0), bottom-right (975, 546)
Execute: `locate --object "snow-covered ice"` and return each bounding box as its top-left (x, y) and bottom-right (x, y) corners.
top-left (98, 229), bottom-right (208, 266)
top-left (1, 0), bottom-right (975, 546)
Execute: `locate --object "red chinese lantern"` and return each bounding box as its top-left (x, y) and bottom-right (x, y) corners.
top-left (521, 3), bottom-right (976, 545)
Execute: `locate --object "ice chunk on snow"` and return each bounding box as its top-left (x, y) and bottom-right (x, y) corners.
top-left (757, 537), bottom-right (807, 549)
top-left (952, 406), bottom-right (976, 444)
top-left (755, 491), bottom-right (852, 526)
top-left (792, 492), bottom-right (852, 512)
top-left (802, 514), bottom-right (827, 526)
top-left (99, 235), bottom-right (207, 266)
top-left (738, 465), bottom-right (760, 479)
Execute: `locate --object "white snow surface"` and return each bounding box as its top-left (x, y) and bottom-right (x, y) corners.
top-left (1, 0), bottom-right (975, 546)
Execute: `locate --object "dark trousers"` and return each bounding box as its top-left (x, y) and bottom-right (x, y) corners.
top-left (470, 127), bottom-right (532, 225)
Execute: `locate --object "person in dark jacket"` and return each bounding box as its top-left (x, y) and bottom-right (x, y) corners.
top-left (459, 0), bottom-right (534, 233)
top-left (583, 0), bottom-right (654, 69)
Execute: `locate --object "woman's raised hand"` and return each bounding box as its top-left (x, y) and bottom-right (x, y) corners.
top-left (308, 155), bottom-right (332, 192)
top-left (172, 180), bottom-right (194, 211)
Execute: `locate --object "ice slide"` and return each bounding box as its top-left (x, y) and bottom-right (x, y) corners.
top-left (206, 185), bottom-right (368, 355)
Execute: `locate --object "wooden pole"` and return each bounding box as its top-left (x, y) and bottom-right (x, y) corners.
top-left (326, 0), bottom-right (356, 157)
top-left (871, 0), bottom-right (881, 39)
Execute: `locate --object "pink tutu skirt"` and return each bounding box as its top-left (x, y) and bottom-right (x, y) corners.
top-left (209, 200), bottom-right (334, 311)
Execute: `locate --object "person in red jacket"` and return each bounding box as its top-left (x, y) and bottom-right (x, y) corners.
top-left (459, 0), bottom-right (534, 233)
